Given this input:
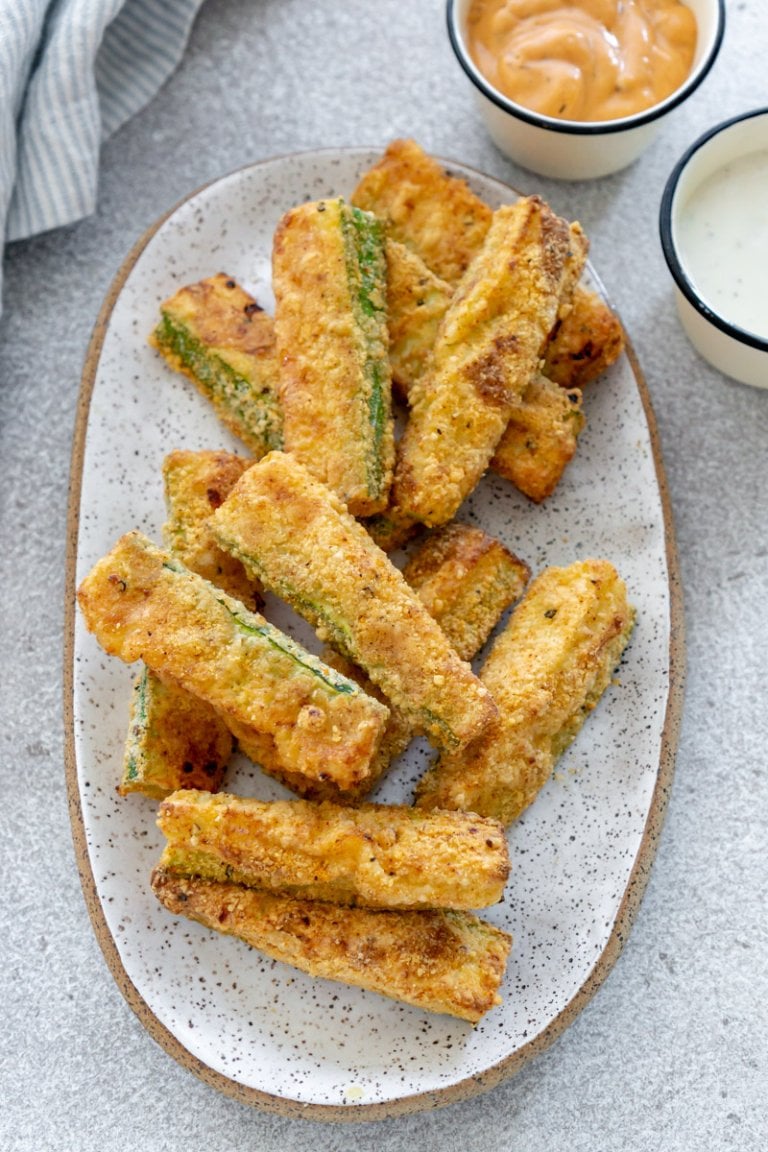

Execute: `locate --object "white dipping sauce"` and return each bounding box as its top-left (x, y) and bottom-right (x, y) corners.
top-left (676, 149), bottom-right (768, 339)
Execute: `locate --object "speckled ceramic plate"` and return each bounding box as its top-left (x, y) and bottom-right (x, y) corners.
top-left (64, 149), bottom-right (684, 1120)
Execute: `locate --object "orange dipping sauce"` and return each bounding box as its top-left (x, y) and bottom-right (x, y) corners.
top-left (466, 0), bottom-right (698, 122)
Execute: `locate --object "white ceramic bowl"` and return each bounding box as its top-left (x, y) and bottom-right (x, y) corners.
top-left (659, 108), bottom-right (768, 389)
top-left (447, 0), bottom-right (725, 180)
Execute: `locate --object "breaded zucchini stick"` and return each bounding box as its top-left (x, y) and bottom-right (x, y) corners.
top-left (238, 527), bottom-right (526, 804)
top-left (403, 523), bottom-right (530, 660)
top-left (385, 239), bottom-right (454, 399)
top-left (212, 452), bottom-right (497, 753)
top-left (150, 273), bottom-right (282, 457)
top-left (415, 560), bottom-right (635, 825)
top-left (490, 376), bottom-right (585, 502)
top-left (391, 196), bottom-right (572, 528)
top-left (151, 869), bottom-right (511, 1023)
top-left (553, 222), bottom-right (589, 321)
top-left (272, 197), bottom-right (394, 516)
top-left (543, 284), bottom-right (626, 388)
top-left (156, 790), bottom-right (509, 910)
top-left (250, 644), bottom-right (414, 803)
top-left (119, 668), bottom-right (232, 798)
top-left (120, 450), bottom-right (258, 800)
top-left (77, 531), bottom-right (389, 789)
top-left (118, 451), bottom-right (254, 800)
top-left (351, 138), bottom-right (493, 286)
top-left (162, 449), bottom-right (262, 610)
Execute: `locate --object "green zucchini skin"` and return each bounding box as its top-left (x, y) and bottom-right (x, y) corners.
top-left (151, 273), bottom-right (283, 458)
top-left (120, 667), bottom-right (231, 799)
top-left (78, 531), bottom-right (389, 790)
top-left (212, 452), bottom-right (498, 755)
top-left (272, 198), bottom-right (394, 517)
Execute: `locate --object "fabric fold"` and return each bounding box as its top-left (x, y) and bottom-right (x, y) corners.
top-left (1, 0), bottom-right (205, 314)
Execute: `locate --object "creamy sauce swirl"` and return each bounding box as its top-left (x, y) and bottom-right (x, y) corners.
top-left (677, 150), bottom-right (768, 339)
top-left (466, 0), bottom-right (697, 122)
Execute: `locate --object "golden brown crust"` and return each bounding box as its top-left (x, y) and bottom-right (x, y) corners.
top-left (272, 198), bottom-right (394, 516)
top-left (212, 452), bottom-right (498, 753)
top-left (391, 197), bottom-right (572, 527)
top-left (119, 669), bottom-right (232, 799)
top-left (490, 375), bottom-right (585, 502)
top-left (77, 531), bottom-right (389, 788)
top-left (351, 138), bottom-right (493, 286)
top-left (149, 273), bottom-right (281, 457)
top-left (403, 523), bottom-right (530, 660)
top-left (156, 789), bottom-right (509, 910)
top-left (255, 523), bottom-right (527, 803)
top-left (151, 868), bottom-right (511, 1022)
top-left (162, 449), bottom-right (262, 610)
top-left (543, 284), bottom-right (625, 388)
top-left (385, 239), bottom-right (454, 398)
top-left (415, 560), bottom-right (635, 825)
top-left (157, 273), bottom-right (276, 359)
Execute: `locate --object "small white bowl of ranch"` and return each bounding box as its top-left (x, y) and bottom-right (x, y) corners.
top-left (660, 108), bottom-right (768, 389)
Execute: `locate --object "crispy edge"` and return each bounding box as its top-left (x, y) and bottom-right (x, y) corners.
top-left (415, 559), bottom-right (635, 824)
top-left (162, 449), bottom-right (263, 610)
top-left (351, 138), bottom-right (493, 285)
top-left (403, 523), bottom-right (530, 660)
top-left (544, 284), bottom-right (625, 388)
top-left (150, 273), bottom-right (282, 457)
top-left (490, 375), bottom-right (585, 502)
top-left (156, 789), bottom-right (509, 910)
top-left (151, 868), bottom-right (511, 1023)
top-left (119, 668), bottom-right (231, 799)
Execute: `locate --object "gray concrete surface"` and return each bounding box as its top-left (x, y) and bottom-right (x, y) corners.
top-left (1, 1), bottom-right (766, 1148)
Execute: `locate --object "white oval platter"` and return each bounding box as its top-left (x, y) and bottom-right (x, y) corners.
top-left (64, 148), bottom-right (684, 1120)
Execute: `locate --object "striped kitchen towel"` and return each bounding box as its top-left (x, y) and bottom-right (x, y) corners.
top-left (0, 0), bottom-right (205, 313)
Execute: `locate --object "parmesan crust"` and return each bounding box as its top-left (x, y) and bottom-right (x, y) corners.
top-left (156, 789), bottom-right (509, 910)
top-left (77, 531), bottom-right (389, 788)
top-left (272, 198), bottom-right (394, 516)
top-left (212, 452), bottom-right (498, 753)
top-left (162, 449), bottom-right (262, 610)
top-left (151, 869), bottom-right (511, 1023)
top-left (150, 273), bottom-right (281, 457)
top-left (391, 196), bottom-right (572, 527)
top-left (351, 138), bottom-right (493, 286)
top-left (415, 560), bottom-right (635, 824)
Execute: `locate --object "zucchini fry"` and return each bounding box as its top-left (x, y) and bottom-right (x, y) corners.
top-left (254, 646), bottom-right (415, 803)
top-left (403, 523), bottom-right (530, 660)
top-left (391, 196), bottom-right (572, 528)
top-left (543, 284), bottom-right (626, 388)
top-left (156, 789), bottom-right (509, 910)
top-left (162, 449), bottom-right (262, 610)
top-left (151, 868), bottom-right (511, 1023)
top-left (236, 526), bottom-right (526, 803)
top-left (212, 452), bottom-right (497, 753)
top-left (351, 138), bottom-right (493, 285)
top-left (415, 560), bottom-right (635, 825)
top-left (150, 273), bottom-right (282, 457)
top-left (119, 668), bottom-right (232, 799)
top-left (490, 376), bottom-right (585, 502)
top-left (272, 197), bottom-right (394, 516)
top-left (385, 239), bottom-right (453, 399)
top-left (77, 531), bottom-right (389, 789)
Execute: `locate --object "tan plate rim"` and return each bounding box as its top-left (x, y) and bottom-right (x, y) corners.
top-left (63, 147), bottom-right (686, 1123)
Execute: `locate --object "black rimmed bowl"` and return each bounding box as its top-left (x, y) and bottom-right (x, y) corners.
top-left (660, 108), bottom-right (768, 389)
top-left (447, 0), bottom-right (725, 180)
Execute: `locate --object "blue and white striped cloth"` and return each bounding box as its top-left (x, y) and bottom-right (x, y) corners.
top-left (0, 0), bottom-right (205, 311)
